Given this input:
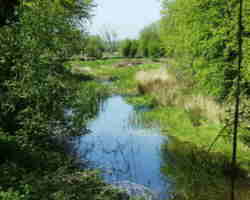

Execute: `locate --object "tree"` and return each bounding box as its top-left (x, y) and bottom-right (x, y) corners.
top-left (85, 35), bottom-right (105, 59)
top-left (129, 39), bottom-right (139, 58)
top-left (160, 0), bottom-right (250, 183)
top-left (100, 25), bottom-right (118, 54)
top-left (138, 22), bottom-right (164, 58)
top-left (120, 39), bottom-right (138, 58)
top-left (0, 0), bottom-right (118, 199)
top-left (120, 39), bottom-right (132, 57)
top-left (0, 0), bottom-right (92, 134)
top-left (231, 0), bottom-right (244, 199)
top-left (160, 0), bottom-right (249, 98)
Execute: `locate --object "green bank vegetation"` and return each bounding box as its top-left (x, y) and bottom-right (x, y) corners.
top-left (0, 1), bottom-right (123, 199)
top-left (161, 138), bottom-right (250, 200)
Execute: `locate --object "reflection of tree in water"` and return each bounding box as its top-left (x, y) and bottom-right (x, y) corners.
top-left (160, 137), bottom-right (250, 200)
top-left (74, 133), bottom-right (142, 182)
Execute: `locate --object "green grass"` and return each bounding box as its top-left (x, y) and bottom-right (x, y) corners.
top-left (125, 95), bottom-right (155, 108)
top-left (140, 106), bottom-right (250, 171)
top-left (70, 58), bottom-right (162, 94)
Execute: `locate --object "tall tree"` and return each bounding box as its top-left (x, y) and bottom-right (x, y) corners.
top-left (231, 0), bottom-right (244, 199)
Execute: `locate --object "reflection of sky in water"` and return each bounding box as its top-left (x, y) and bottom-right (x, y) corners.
top-left (73, 95), bottom-right (170, 197)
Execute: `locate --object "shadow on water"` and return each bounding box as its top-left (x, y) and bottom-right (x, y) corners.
top-left (161, 137), bottom-right (250, 200)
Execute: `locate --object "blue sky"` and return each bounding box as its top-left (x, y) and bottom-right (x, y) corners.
top-left (89, 0), bottom-right (161, 39)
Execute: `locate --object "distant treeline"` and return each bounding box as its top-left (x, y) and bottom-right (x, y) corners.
top-left (85, 22), bottom-right (165, 59)
top-left (120, 23), bottom-right (164, 58)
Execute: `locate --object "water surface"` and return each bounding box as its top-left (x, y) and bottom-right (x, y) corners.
top-left (73, 95), bottom-right (169, 197)
top-left (72, 95), bottom-right (250, 200)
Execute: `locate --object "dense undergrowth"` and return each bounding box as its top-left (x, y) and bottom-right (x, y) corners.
top-left (160, 0), bottom-right (250, 99)
top-left (0, 1), bottom-right (123, 199)
top-left (0, 78), bottom-right (122, 199)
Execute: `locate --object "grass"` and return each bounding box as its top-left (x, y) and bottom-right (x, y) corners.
top-left (70, 58), bottom-right (162, 94)
top-left (135, 66), bottom-right (224, 124)
top-left (125, 95), bottom-right (155, 108)
top-left (130, 102), bottom-right (250, 172)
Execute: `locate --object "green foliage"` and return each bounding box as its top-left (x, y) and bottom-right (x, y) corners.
top-left (129, 40), bottom-right (139, 58)
top-left (138, 22), bottom-right (164, 58)
top-left (0, 190), bottom-right (27, 200)
top-left (160, 0), bottom-right (250, 98)
top-left (121, 39), bottom-right (132, 57)
top-left (0, 0), bottom-right (90, 138)
top-left (0, 0), bottom-right (121, 199)
top-left (85, 35), bottom-right (105, 59)
top-left (120, 39), bottom-right (138, 58)
top-left (160, 1), bottom-right (250, 163)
